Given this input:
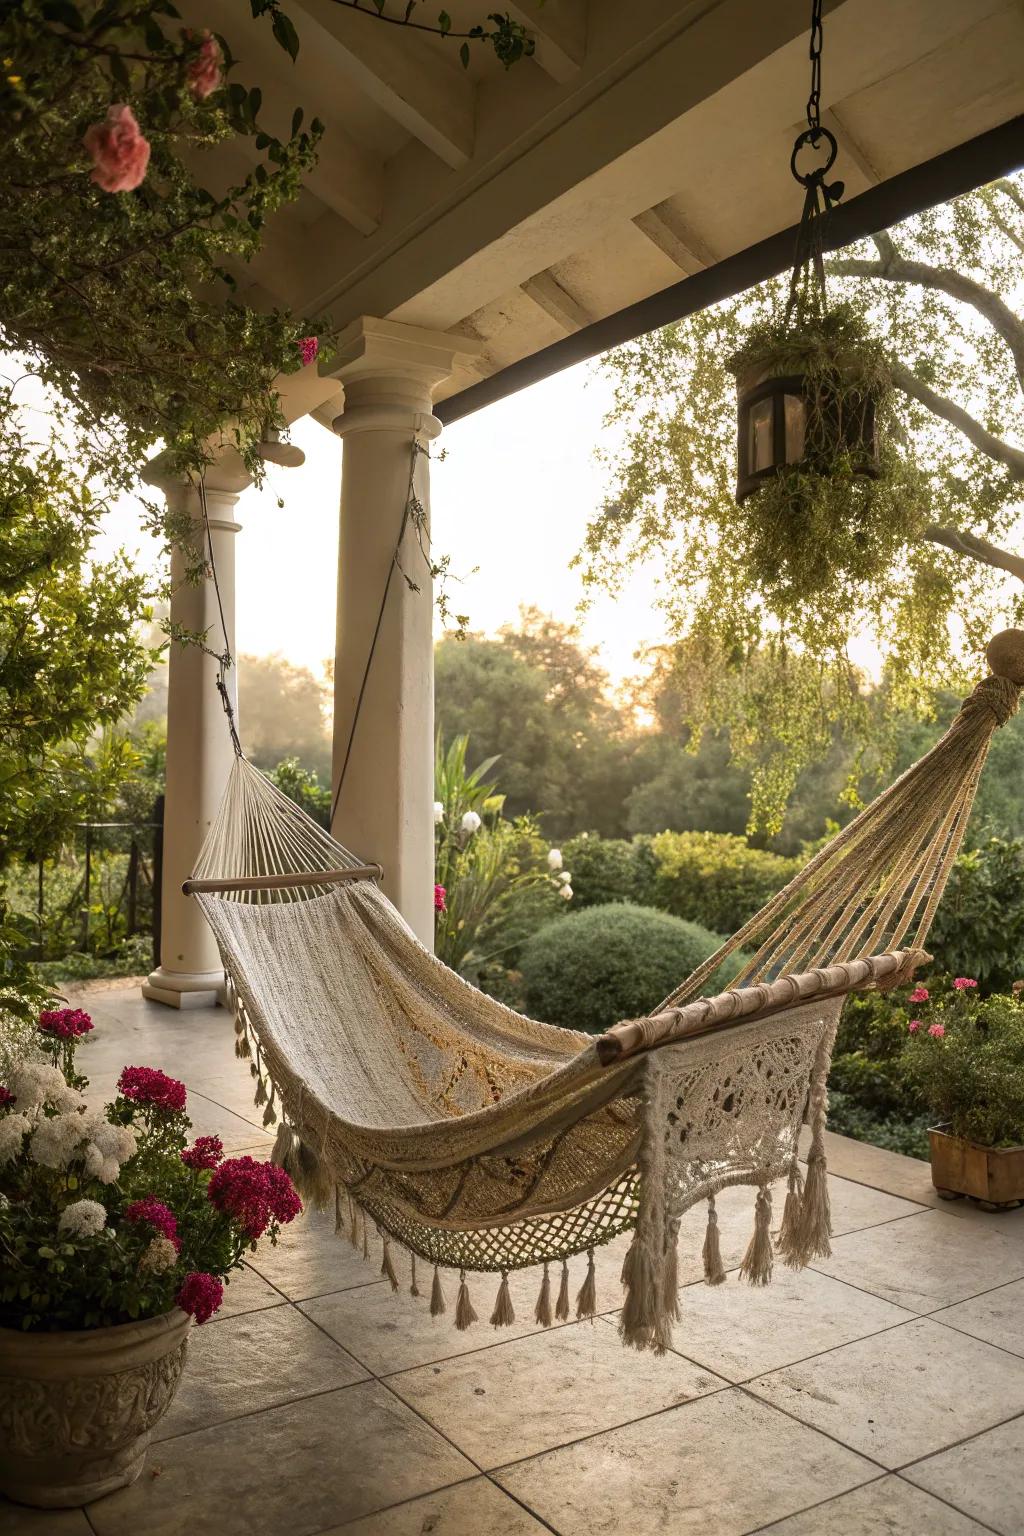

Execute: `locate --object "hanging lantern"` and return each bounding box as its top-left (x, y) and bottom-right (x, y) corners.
top-left (730, 6), bottom-right (882, 504)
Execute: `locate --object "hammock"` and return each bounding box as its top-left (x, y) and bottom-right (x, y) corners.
top-left (188, 641), bottom-right (1022, 1352)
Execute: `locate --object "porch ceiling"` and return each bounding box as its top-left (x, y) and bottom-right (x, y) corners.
top-left (211, 0), bottom-right (1024, 415)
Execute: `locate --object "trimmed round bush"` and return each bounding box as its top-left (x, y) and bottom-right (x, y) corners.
top-left (560, 833), bottom-right (655, 909)
top-left (520, 902), bottom-right (727, 1034)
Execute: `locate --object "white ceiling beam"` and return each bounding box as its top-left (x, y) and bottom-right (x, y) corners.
top-left (632, 201), bottom-right (716, 275)
top-left (823, 107), bottom-right (883, 185)
top-left (233, 124), bottom-right (381, 235)
top-left (293, 0), bottom-right (475, 168)
top-left (505, 0), bottom-right (587, 83)
top-left (520, 270), bottom-right (593, 332)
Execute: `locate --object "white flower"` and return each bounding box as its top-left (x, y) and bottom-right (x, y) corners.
top-left (80, 1111), bottom-right (136, 1183)
top-left (139, 1236), bottom-right (178, 1274)
top-left (30, 1112), bottom-right (86, 1170)
top-left (559, 885), bottom-right (574, 901)
top-left (460, 811), bottom-right (481, 834)
top-left (0, 1112), bottom-right (32, 1166)
top-left (547, 848), bottom-right (563, 871)
top-left (58, 1199), bottom-right (107, 1239)
top-left (8, 1062), bottom-right (82, 1113)
top-left (558, 870), bottom-right (572, 885)
top-left (433, 801), bottom-right (444, 825)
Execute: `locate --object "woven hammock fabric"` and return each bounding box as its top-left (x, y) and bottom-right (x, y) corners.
top-left (192, 668), bottom-right (1019, 1350)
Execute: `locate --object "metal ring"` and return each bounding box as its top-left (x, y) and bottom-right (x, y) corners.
top-left (790, 125), bottom-right (838, 187)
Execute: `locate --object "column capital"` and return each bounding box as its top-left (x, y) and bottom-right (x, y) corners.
top-left (328, 317), bottom-right (483, 431)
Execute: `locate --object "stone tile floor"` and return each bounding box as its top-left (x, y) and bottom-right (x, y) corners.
top-left (4, 980), bottom-right (1024, 1536)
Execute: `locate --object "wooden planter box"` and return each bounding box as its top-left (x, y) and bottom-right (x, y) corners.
top-left (929, 1125), bottom-right (1024, 1210)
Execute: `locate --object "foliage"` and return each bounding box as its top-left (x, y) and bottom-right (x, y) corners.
top-left (270, 756), bottom-right (332, 831)
top-left (433, 736), bottom-right (562, 983)
top-left (649, 830), bottom-right (799, 934)
top-left (519, 902), bottom-right (727, 1035)
top-left (927, 838), bottom-right (1024, 994)
top-left (559, 833), bottom-right (656, 910)
top-left (33, 936), bottom-right (154, 985)
top-left (902, 985), bottom-right (1024, 1148)
top-left (588, 178), bottom-right (1024, 830)
top-left (242, 654), bottom-right (332, 783)
top-left (826, 985), bottom-right (929, 1157)
top-left (256, 0), bottom-right (534, 72)
top-left (0, 1015), bottom-right (300, 1330)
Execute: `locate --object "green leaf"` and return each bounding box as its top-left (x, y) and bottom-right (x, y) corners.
top-left (290, 107), bottom-right (303, 137)
top-left (41, 0), bottom-right (85, 28)
top-left (271, 9), bottom-right (301, 61)
top-left (438, 9), bottom-right (451, 33)
top-left (459, 40), bottom-right (470, 68)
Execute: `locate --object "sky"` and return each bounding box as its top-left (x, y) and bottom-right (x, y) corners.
top-left (97, 357), bottom-right (667, 694)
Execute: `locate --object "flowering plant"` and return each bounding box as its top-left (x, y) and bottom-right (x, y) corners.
top-left (0, 1010), bottom-right (300, 1332)
top-left (901, 978), bottom-right (1024, 1148)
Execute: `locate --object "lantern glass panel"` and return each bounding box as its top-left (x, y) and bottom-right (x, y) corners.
top-left (783, 393), bottom-right (806, 462)
top-left (749, 397), bottom-right (774, 472)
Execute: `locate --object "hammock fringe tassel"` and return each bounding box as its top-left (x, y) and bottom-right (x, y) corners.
top-left (702, 1197), bottom-right (726, 1286)
top-left (534, 1262), bottom-right (553, 1327)
top-left (490, 1271), bottom-right (515, 1327)
top-left (455, 1270), bottom-right (477, 1331)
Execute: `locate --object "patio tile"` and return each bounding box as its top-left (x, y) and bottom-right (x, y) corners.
top-left (902, 1414), bottom-right (1024, 1536)
top-left (669, 1265), bottom-right (914, 1382)
top-left (803, 1128), bottom-right (942, 1209)
top-left (388, 1319), bottom-right (725, 1467)
top-left (154, 1303), bottom-right (369, 1441)
top-left (811, 1208), bottom-right (1024, 1311)
top-left (0, 1506), bottom-right (92, 1535)
top-left (87, 1380), bottom-right (474, 1536)
top-left (495, 1388), bottom-right (875, 1535)
top-left (214, 1260), bottom-right (287, 1319)
top-left (747, 1317), bottom-right (1024, 1468)
top-left (758, 1474), bottom-right (992, 1533)
top-left (931, 1277), bottom-right (1024, 1357)
top-left (246, 1206), bottom-right (388, 1302)
top-left (303, 1263), bottom-right (577, 1376)
top-left (322, 1478), bottom-right (549, 1534)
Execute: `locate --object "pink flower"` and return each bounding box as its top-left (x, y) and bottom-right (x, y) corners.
top-left (207, 1155), bottom-right (302, 1240)
top-left (907, 1019), bottom-right (921, 1034)
top-left (908, 986), bottom-right (929, 1003)
top-left (38, 1007), bottom-right (93, 1040)
top-left (125, 1197), bottom-right (180, 1251)
top-left (298, 336), bottom-right (319, 367)
top-left (952, 977), bottom-right (978, 991)
top-left (117, 1065), bottom-right (187, 1114)
top-left (186, 31), bottom-right (223, 101)
top-left (83, 104), bottom-right (150, 193)
top-left (181, 1135), bottom-right (224, 1171)
top-left (434, 884), bottom-right (447, 913)
top-left (928, 1023), bottom-right (946, 1038)
top-left (176, 1271), bottom-right (224, 1325)
top-left (0, 1086), bottom-right (14, 1109)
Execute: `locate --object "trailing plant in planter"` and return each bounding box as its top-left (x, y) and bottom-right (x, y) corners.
top-left (0, 1007), bottom-right (301, 1505)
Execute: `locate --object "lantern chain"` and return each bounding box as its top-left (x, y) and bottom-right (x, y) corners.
top-left (806, 0), bottom-right (824, 139)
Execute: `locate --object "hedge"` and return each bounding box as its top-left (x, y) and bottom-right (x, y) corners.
top-left (649, 830), bottom-right (799, 933)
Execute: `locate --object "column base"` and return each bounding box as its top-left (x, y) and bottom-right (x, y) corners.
top-left (141, 968), bottom-right (225, 1010)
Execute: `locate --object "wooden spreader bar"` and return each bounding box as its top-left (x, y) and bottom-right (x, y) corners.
top-left (183, 864), bottom-right (383, 896)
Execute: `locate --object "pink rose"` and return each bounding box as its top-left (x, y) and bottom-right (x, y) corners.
top-left (907, 1019), bottom-right (921, 1034)
top-left (952, 978), bottom-right (978, 991)
top-left (928, 1023), bottom-right (946, 1038)
top-left (908, 986), bottom-right (929, 1003)
top-left (83, 104), bottom-right (150, 193)
top-left (298, 336), bottom-right (319, 367)
top-left (434, 884), bottom-right (447, 913)
top-left (187, 32), bottom-right (223, 101)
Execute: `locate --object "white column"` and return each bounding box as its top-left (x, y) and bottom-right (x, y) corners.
top-left (329, 318), bottom-right (482, 946)
top-left (142, 482), bottom-right (241, 1008)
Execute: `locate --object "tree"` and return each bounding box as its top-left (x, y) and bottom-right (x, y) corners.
top-left (586, 177), bottom-right (1024, 830)
top-left (239, 653), bottom-right (331, 781)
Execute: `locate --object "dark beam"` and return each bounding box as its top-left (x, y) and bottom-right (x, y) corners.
top-left (436, 114), bottom-right (1024, 427)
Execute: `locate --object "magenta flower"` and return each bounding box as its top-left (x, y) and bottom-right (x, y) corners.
top-left (928, 1023), bottom-right (946, 1038)
top-left (952, 978), bottom-right (978, 991)
top-left (181, 1135), bottom-right (224, 1171)
top-left (83, 104), bottom-right (150, 193)
top-left (207, 1155), bottom-right (302, 1240)
top-left (0, 1086), bottom-right (14, 1109)
top-left (117, 1065), bottom-right (187, 1114)
top-left (38, 1007), bottom-right (93, 1040)
top-left (176, 1271), bottom-right (224, 1325)
top-left (298, 336), bottom-right (319, 367)
top-left (434, 884), bottom-right (447, 913)
top-left (125, 1197), bottom-right (180, 1251)
top-left (186, 31), bottom-right (223, 100)
top-left (908, 986), bottom-right (929, 1004)
top-left (907, 1019), bottom-right (922, 1034)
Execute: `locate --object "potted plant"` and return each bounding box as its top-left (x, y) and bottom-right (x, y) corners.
top-left (901, 979), bottom-right (1024, 1210)
top-left (0, 1005), bottom-right (302, 1507)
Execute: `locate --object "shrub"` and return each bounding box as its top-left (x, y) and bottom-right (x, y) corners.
top-left (559, 834), bottom-right (655, 909)
top-left (927, 838), bottom-right (1024, 993)
top-left (649, 831), bottom-right (799, 933)
top-left (519, 902), bottom-right (727, 1034)
top-left (902, 984), bottom-right (1024, 1148)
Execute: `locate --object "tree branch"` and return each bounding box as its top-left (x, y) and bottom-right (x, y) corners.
top-left (828, 243), bottom-right (1024, 391)
top-left (889, 362), bottom-right (1024, 478)
top-left (923, 523), bottom-right (1024, 585)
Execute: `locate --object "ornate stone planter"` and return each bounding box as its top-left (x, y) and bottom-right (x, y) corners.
top-left (0, 1308), bottom-right (191, 1508)
top-left (930, 1124), bottom-right (1024, 1211)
